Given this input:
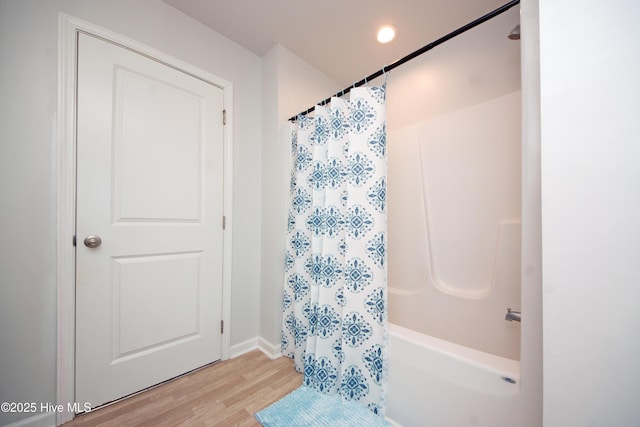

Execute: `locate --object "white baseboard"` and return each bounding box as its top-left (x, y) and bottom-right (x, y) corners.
top-left (229, 336), bottom-right (260, 358)
top-left (257, 337), bottom-right (282, 360)
top-left (229, 336), bottom-right (281, 360)
top-left (386, 416), bottom-right (403, 427)
top-left (4, 412), bottom-right (55, 427)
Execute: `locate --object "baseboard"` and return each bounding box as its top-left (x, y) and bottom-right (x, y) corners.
top-left (386, 416), bottom-right (403, 427)
top-left (3, 412), bottom-right (55, 427)
top-left (229, 336), bottom-right (260, 358)
top-left (229, 336), bottom-right (281, 360)
top-left (257, 337), bottom-right (282, 360)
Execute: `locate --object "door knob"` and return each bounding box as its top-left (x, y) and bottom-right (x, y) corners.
top-left (84, 235), bottom-right (102, 248)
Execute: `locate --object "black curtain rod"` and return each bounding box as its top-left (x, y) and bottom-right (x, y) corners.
top-left (288, 0), bottom-right (520, 122)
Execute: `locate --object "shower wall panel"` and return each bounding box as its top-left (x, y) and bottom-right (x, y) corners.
top-left (388, 90), bottom-right (522, 360)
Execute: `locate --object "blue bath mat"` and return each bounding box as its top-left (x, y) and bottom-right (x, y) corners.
top-left (255, 386), bottom-right (390, 427)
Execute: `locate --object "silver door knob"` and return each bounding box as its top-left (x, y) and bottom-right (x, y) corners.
top-left (84, 235), bottom-right (102, 248)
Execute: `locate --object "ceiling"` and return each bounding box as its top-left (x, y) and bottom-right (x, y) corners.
top-left (162, 0), bottom-right (519, 86)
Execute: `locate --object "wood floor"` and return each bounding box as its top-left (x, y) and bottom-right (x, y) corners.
top-left (63, 350), bottom-right (302, 427)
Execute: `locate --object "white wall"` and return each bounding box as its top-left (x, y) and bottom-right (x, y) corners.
top-left (539, 0), bottom-right (640, 425)
top-left (386, 6), bottom-right (521, 132)
top-left (0, 1), bottom-right (261, 425)
top-left (260, 45), bottom-right (340, 348)
top-left (519, 0), bottom-right (542, 425)
top-left (259, 46), bottom-right (281, 351)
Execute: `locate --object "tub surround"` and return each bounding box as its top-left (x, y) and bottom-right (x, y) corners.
top-left (388, 91), bottom-right (522, 360)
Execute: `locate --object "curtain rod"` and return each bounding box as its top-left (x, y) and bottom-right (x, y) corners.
top-left (288, 0), bottom-right (520, 122)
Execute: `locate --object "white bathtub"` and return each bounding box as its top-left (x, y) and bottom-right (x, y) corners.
top-left (386, 323), bottom-right (521, 427)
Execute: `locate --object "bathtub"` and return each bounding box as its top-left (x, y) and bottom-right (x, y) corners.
top-left (386, 323), bottom-right (521, 427)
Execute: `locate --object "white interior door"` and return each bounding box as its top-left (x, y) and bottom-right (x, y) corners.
top-left (75, 32), bottom-right (224, 408)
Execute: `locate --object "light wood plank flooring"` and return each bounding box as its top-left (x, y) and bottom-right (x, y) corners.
top-left (63, 350), bottom-right (302, 427)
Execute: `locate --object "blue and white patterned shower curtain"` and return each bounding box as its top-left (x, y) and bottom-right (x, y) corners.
top-left (282, 85), bottom-right (388, 416)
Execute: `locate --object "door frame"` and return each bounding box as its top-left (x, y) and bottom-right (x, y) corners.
top-left (56, 14), bottom-right (233, 425)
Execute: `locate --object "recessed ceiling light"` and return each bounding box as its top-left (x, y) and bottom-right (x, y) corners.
top-left (377, 25), bottom-right (398, 44)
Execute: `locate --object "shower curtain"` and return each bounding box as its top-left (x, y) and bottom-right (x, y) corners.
top-left (281, 85), bottom-right (388, 416)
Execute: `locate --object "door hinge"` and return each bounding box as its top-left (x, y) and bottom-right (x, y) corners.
top-left (73, 235), bottom-right (77, 247)
top-left (222, 109), bottom-right (227, 125)
top-left (222, 215), bottom-right (226, 230)
top-left (220, 320), bottom-right (224, 334)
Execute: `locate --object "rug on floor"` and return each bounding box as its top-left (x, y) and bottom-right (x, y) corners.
top-left (255, 386), bottom-right (390, 427)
